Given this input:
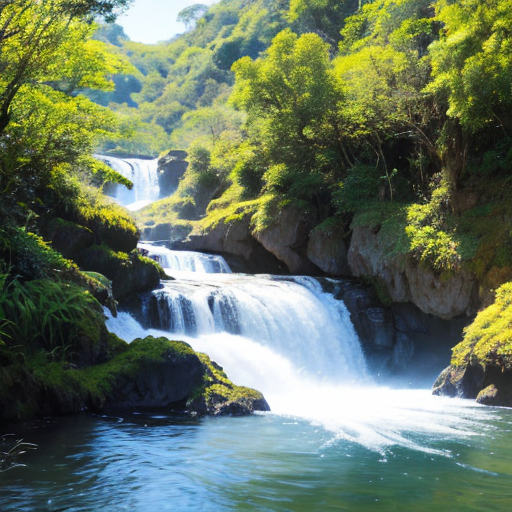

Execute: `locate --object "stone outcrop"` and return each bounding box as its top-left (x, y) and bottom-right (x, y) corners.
top-left (433, 362), bottom-right (512, 407)
top-left (323, 278), bottom-right (467, 382)
top-left (157, 150), bottom-right (188, 198)
top-left (307, 223), bottom-right (350, 276)
top-left (348, 225), bottom-right (479, 319)
top-left (142, 222), bottom-right (192, 243)
top-left (253, 205), bottom-right (319, 274)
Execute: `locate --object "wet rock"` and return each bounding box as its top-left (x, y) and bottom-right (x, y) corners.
top-left (186, 353), bottom-right (270, 416)
top-left (323, 278), bottom-right (466, 382)
top-left (432, 363), bottom-right (486, 399)
top-left (434, 363), bottom-right (512, 407)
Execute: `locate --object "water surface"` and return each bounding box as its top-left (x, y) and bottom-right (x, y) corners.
top-left (1, 404), bottom-right (512, 512)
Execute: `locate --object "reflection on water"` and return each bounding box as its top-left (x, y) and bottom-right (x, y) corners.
top-left (2, 407), bottom-right (512, 512)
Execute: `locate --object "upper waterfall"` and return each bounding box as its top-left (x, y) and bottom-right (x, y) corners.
top-left (97, 155), bottom-right (160, 211)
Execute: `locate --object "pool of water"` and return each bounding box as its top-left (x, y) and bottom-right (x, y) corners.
top-left (2, 399), bottom-right (512, 512)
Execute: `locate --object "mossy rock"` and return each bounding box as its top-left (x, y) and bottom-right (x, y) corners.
top-left (433, 282), bottom-right (512, 406)
top-left (187, 353), bottom-right (270, 416)
top-left (102, 336), bottom-right (205, 409)
top-left (42, 218), bottom-right (94, 261)
top-left (75, 244), bottom-right (161, 299)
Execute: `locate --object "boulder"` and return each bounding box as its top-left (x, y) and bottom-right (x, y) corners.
top-left (143, 222), bottom-right (192, 243)
top-left (178, 213), bottom-right (286, 273)
top-left (186, 353), bottom-right (270, 416)
top-left (76, 245), bottom-right (161, 299)
top-left (433, 362), bottom-right (512, 407)
top-left (348, 225), bottom-right (409, 302)
top-left (404, 261), bottom-right (478, 319)
top-left (107, 337), bottom-right (204, 408)
top-left (0, 335), bottom-right (270, 422)
top-left (46, 219), bottom-right (94, 261)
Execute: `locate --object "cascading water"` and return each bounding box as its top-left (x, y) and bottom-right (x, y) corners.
top-left (138, 242), bottom-right (231, 275)
top-left (96, 155), bottom-right (160, 211)
top-left (106, 244), bottom-right (494, 456)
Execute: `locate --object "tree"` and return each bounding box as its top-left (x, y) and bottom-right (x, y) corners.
top-left (427, 0), bottom-right (512, 134)
top-left (177, 4), bottom-right (209, 31)
top-left (232, 29), bottom-right (343, 204)
top-left (425, 0), bottom-right (512, 188)
top-left (0, 0), bottom-right (131, 135)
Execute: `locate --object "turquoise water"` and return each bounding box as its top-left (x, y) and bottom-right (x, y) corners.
top-left (2, 402), bottom-right (512, 512)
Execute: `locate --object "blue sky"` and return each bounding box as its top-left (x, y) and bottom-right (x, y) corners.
top-left (118, 0), bottom-right (218, 44)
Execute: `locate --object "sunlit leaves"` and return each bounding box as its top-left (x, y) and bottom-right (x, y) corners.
top-left (426, 0), bottom-right (512, 132)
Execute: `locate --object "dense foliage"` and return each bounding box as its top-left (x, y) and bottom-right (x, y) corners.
top-left (451, 282), bottom-right (512, 368)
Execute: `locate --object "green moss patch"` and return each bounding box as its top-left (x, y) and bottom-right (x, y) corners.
top-left (451, 282), bottom-right (512, 368)
top-left (188, 352), bottom-right (269, 415)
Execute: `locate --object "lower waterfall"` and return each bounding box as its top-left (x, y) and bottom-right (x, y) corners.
top-left (105, 246), bottom-right (492, 456)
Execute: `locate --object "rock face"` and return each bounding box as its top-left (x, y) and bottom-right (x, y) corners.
top-left (157, 150), bottom-right (188, 198)
top-left (348, 225), bottom-right (479, 319)
top-left (254, 205), bottom-right (319, 274)
top-left (307, 224), bottom-right (350, 276)
top-left (433, 363), bottom-right (512, 407)
top-left (324, 278), bottom-right (467, 382)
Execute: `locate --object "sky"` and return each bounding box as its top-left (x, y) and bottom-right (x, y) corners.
top-left (117, 0), bottom-right (218, 45)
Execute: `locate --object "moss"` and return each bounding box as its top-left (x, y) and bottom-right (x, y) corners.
top-left (197, 197), bottom-right (260, 233)
top-left (351, 201), bottom-right (410, 259)
top-left (138, 255), bottom-right (168, 279)
top-left (46, 174), bottom-right (139, 253)
top-left (451, 282), bottom-right (512, 368)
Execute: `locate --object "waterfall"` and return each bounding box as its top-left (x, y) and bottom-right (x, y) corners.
top-left (140, 274), bottom-right (366, 380)
top-left (139, 242), bottom-right (232, 276)
top-left (106, 246), bottom-right (488, 456)
top-left (96, 155), bottom-right (160, 211)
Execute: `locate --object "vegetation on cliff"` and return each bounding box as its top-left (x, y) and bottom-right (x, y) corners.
top-left (106, 0), bottom-right (510, 292)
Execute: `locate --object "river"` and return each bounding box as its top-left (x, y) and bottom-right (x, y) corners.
top-left (2, 245), bottom-right (512, 511)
